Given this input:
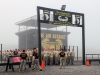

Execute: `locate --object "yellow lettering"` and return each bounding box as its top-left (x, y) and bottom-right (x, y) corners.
top-left (41, 33), bottom-right (44, 38)
top-left (46, 34), bottom-right (51, 38)
top-left (43, 33), bottom-right (66, 39)
top-left (55, 11), bottom-right (71, 17)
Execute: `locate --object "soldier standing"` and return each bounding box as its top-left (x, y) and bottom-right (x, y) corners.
top-left (70, 49), bottom-right (75, 65)
top-left (47, 49), bottom-right (50, 65)
top-left (27, 49), bottom-right (30, 61)
top-left (19, 50), bottom-right (28, 72)
top-left (6, 50), bottom-right (9, 60)
top-left (54, 49), bottom-right (59, 65)
top-left (57, 49), bottom-right (60, 65)
top-left (67, 49), bottom-right (70, 65)
top-left (43, 49), bottom-right (48, 66)
top-left (65, 49), bottom-right (68, 65)
top-left (13, 49), bottom-right (18, 56)
top-left (9, 50), bottom-right (12, 56)
top-left (30, 49), bottom-right (33, 61)
top-left (49, 49), bottom-right (54, 65)
top-left (59, 49), bottom-right (65, 69)
top-left (18, 50), bottom-right (22, 56)
top-left (3, 51), bottom-right (6, 61)
top-left (32, 48), bottom-right (42, 71)
top-left (41, 49), bottom-right (44, 60)
top-left (32, 48), bottom-right (37, 69)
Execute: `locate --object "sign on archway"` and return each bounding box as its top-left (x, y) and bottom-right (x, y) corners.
top-left (37, 6), bottom-right (85, 65)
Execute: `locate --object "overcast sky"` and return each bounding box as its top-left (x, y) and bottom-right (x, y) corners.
top-left (0, 0), bottom-right (100, 56)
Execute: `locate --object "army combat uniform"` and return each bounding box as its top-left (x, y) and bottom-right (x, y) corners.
top-left (54, 50), bottom-right (59, 65)
top-left (67, 50), bottom-right (70, 65)
top-left (29, 50), bottom-right (33, 62)
top-left (43, 50), bottom-right (48, 66)
top-left (49, 50), bottom-right (54, 65)
top-left (65, 50), bottom-right (68, 65)
top-left (70, 50), bottom-right (75, 65)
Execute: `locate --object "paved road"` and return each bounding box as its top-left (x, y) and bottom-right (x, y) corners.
top-left (0, 65), bottom-right (100, 75)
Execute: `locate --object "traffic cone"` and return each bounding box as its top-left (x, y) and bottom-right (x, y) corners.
top-left (41, 60), bottom-right (45, 69)
top-left (86, 59), bottom-right (90, 66)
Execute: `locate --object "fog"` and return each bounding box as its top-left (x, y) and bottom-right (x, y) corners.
top-left (0, 0), bottom-right (100, 57)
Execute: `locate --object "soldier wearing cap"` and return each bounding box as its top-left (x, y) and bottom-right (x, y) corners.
top-left (59, 49), bottom-right (65, 69)
top-left (32, 48), bottom-right (36, 69)
top-left (13, 49), bottom-right (18, 56)
top-left (19, 50), bottom-right (28, 72)
top-left (32, 48), bottom-right (42, 71)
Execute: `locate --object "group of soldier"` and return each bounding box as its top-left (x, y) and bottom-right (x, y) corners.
top-left (1, 48), bottom-right (75, 71)
top-left (2, 49), bottom-right (33, 62)
top-left (42, 49), bottom-right (75, 66)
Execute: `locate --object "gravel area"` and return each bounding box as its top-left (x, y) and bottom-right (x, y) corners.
top-left (0, 65), bottom-right (100, 75)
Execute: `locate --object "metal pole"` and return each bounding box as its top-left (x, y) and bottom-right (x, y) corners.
top-left (92, 54), bottom-right (93, 59)
top-left (69, 46), bottom-right (70, 51)
top-left (26, 34), bottom-right (27, 49)
top-left (82, 14), bottom-right (85, 65)
top-left (73, 46), bottom-right (74, 50)
top-left (64, 45), bottom-right (66, 50)
top-left (77, 46), bottom-right (78, 61)
top-left (1, 44), bottom-right (2, 63)
top-left (66, 26), bottom-right (68, 50)
top-left (37, 6), bottom-right (42, 65)
top-left (98, 55), bottom-right (99, 59)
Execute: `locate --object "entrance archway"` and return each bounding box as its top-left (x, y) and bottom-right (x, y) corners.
top-left (37, 6), bottom-right (85, 65)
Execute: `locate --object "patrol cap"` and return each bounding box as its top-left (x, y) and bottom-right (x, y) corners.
top-left (33, 48), bottom-right (36, 50)
top-left (23, 50), bottom-right (25, 52)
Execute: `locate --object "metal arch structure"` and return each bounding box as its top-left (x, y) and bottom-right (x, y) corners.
top-left (37, 6), bottom-right (85, 65)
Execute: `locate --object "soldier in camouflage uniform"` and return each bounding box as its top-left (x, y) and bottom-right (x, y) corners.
top-left (54, 49), bottom-right (59, 65)
top-left (49, 49), bottom-right (54, 65)
top-left (67, 49), bottom-right (70, 65)
top-left (70, 49), bottom-right (75, 65)
top-left (65, 49), bottom-right (68, 65)
top-left (43, 49), bottom-right (48, 66)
